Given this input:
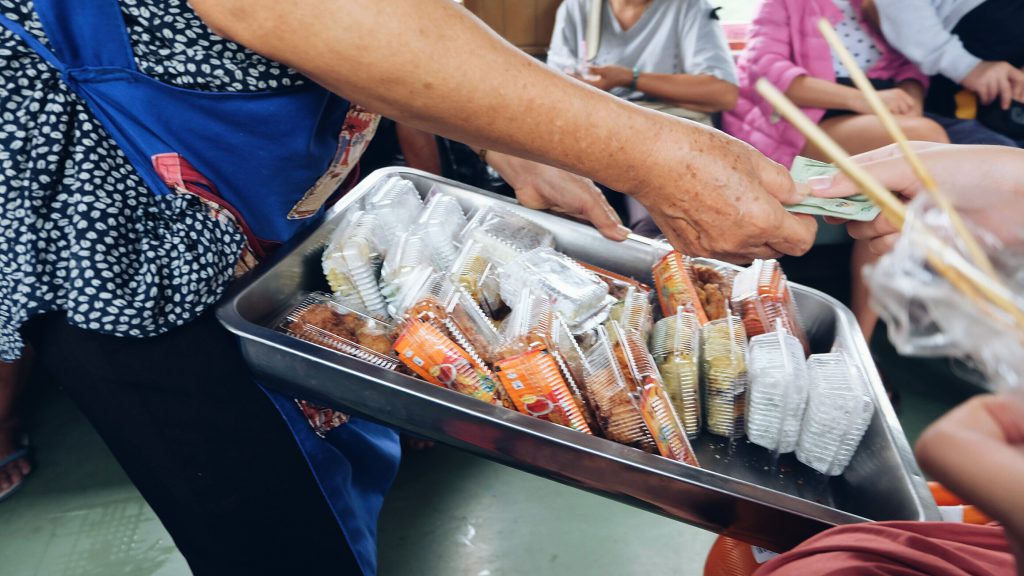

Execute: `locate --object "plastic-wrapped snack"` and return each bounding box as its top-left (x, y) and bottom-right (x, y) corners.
top-left (692, 263), bottom-right (734, 322)
top-left (607, 285), bottom-right (653, 341)
top-left (364, 176), bottom-right (423, 249)
top-left (652, 251), bottom-right (708, 324)
top-left (579, 262), bottom-right (653, 301)
top-left (651, 311), bottom-right (701, 439)
top-left (499, 247), bottom-right (611, 331)
top-left (548, 314), bottom-right (599, 432)
top-left (390, 268), bottom-right (453, 329)
top-left (730, 259), bottom-right (809, 351)
top-left (500, 285), bottom-right (554, 353)
top-left (609, 322), bottom-right (699, 465)
top-left (279, 292), bottom-right (399, 370)
top-left (461, 205), bottom-right (555, 265)
top-left (796, 353), bottom-right (875, 476)
top-left (495, 348), bottom-right (592, 434)
top-left (442, 286), bottom-right (507, 365)
top-left (701, 315), bottom-right (749, 439)
top-left (746, 322), bottom-right (810, 453)
top-left (322, 211), bottom-right (389, 319)
top-left (380, 233), bottom-right (431, 305)
top-left (418, 192), bottom-right (467, 271)
top-left (583, 326), bottom-right (658, 453)
top-left (448, 238), bottom-right (505, 318)
top-left (393, 319), bottom-right (505, 406)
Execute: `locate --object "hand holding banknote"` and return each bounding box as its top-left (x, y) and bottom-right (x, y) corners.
top-left (785, 156), bottom-right (880, 222)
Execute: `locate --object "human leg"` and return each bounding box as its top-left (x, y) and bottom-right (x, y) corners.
top-left (925, 114), bottom-right (1019, 147)
top-left (0, 351), bottom-right (31, 499)
top-left (28, 311), bottom-right (362, 576)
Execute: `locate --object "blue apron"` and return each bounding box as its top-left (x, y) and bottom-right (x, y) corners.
top-left (0, 2), bottom-right (400, 574)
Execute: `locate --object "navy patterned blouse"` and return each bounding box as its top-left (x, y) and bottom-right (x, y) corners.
top-left (0, 0), bottom-right (304, 360)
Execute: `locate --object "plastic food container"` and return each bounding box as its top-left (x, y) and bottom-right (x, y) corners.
top-left (461, 205), bottom-right (555, 265)
top-left (417, 191), bottom-right (467, 271)
top-left (731, 259), bottom-right (809, 352)
top-left (321, 211), bottom-right (389, 319)
top-left (379, 232), bottom-right (430, 305)
top-left (499, 247), bottom-right (612, 332)
top-left (220, 168), bottom-right (939, 551)
top-left (364, 176), bottom-right (423, 250)
top-left (653, 251), bottom-right (708, 323)
top-left (746, 323), bottom-right (811, 453)
top-left (393, 319), bottom-right (504, 406)
top-left (651, 312), bottom-right (702, 439)
top-left (448, 238), bottom-right (504, 317)
top-left (797, 353), bottom-right (876, 476)
top-left (279, 292), bottom-right (399, 371)
top-left (607, 285), bottom-right (654, 341)
top-left (495, 348), bottom-right (592, 434)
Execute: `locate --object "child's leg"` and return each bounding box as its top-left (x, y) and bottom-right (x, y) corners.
top-left (0, 352), bottom-right (31, 497)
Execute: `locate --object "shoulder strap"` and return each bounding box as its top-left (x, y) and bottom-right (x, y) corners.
top-left (33, 0), bottom-right (136, 71)
top-left (586, 0), bottom-right (602, 61)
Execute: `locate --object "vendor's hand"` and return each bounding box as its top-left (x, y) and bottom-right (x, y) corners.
top-left (962, 60), bottom-right (1024, 110)
top-left (584, 64), bottom-right (632, 92)
top-left (915, 392), bottom-right (1024, 566)
top-left (630, 127), bottom-right (817, 262)
top-left (811, 143), bottom-right (1024, 255)
top-left (483, 151), bottom-right (631, 241)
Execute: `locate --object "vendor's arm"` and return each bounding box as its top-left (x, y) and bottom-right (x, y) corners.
top-left (191, 0), bottom-right (816, 261)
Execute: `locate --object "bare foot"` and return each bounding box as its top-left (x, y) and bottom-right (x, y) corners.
top-left (0, 357), bottom-right (31, 498)
top-left (0, 427), bottom-right (30, 497)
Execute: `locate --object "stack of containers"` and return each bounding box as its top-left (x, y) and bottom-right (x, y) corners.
top-left (650, 311), bottom-right (702, 439)
top-left (363, 176), bottom-right (423, 251)
top-left (321, 210), bottom-right (390, 319)
top-left (379, 232), bottom-right (429, 304)
top-left (746, 320), bottom-right (810, 453)
top-left (417, 192), bottom-right (467, 271)
top-left (797, 353), bottom-right (875, 475)
top-left (700, 315), bottom-right (749, 438)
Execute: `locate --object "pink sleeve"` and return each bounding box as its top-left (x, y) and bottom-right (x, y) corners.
top-left (745, 0), bottom-right (808, 92)
top-left (892, 56), bottom-right (930, 88)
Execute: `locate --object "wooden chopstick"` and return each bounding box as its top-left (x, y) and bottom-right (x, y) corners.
top-left (755, 79), bottom-right (1024, 330)
top-left (817, 19), bottom-right (998, 280)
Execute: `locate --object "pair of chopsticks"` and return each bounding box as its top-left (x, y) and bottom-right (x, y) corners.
top-left (755, 19), bottom-right (1024, 329)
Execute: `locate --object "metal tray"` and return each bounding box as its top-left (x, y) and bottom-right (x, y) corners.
top-left (217, 168), bottom-right (939, 551)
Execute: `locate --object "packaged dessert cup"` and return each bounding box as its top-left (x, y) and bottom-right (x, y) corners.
top-left (547, 314), bottom-right (600, 433)
top-left (279, 292), bottom-right (399, 370)
top-left (607, 285), bottom-right (654, 341)
top-left (321, 210), bottom-right (389, 319)
top-left (448, 238), bottom-right (504, 317)
top-left (746, 321), bottom-right (810, 453)
top-left (730, 259), bottom-right (809, 352)
top-left (796, 353), bottom-right (875, 476)
top-left (651, 311), bottom-right (702, 439)
top-left (442, 286), bottom-right (507, 365)
top-left (495, 348), bottom-right (592, 434)
top-left (700, 315), bottom-right (749, 439)
top-left (363, 176), bottom-right (423, 250)
top-left (652, 251), bottom-right (709, 323)
top-left (379, 232), bottom-right (430, 305)
top-left (417, 191), bottom-right (467, 271)
top-left (691, 261), bottom-right (735, 322)
top-left (461, 205), bottom-right (555, 265)
top-left (499, 247), bottom-right (611, 332)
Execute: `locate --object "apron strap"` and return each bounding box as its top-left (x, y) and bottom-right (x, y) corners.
top-left (32, 0), bottom-right (137, 71)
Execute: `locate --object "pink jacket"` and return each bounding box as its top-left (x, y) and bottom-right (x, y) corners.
top-left (722, 0), bottom-right (928, 168)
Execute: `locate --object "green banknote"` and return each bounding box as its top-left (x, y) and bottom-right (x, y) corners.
top-left (786, 156), bottom-right (880, 222)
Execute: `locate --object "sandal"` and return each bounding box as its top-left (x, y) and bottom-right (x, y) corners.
top-left (0, 438), bottom-right (30, 503)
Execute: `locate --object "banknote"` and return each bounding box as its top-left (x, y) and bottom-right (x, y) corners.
top-left (786, 156), bottom-right (880, 221)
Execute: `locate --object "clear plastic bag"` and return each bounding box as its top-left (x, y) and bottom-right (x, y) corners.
top-left (866, 194), bottom-right (1024, 391)
top-left (461, 205), bottom-right (555, 265)
top-left (700, 316), bottom-right (749, 439)
top-left (731, 259), bottom-right (809, 353)
top-left (499, 247), bottom-right (612, 332)
top-left (651, 311), bottom-right (702, 439)
top-left (746, 321), bottom-right (810, 453)
top-left (796, 352), bottom-right (875, 476)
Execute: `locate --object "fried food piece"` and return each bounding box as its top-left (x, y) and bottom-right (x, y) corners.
top-left (693, 264), bottom-right (731, 321)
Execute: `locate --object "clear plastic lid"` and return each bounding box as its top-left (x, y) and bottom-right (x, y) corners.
top-left (547, 314), bottom-right (599, 432)
top-left (796, 352), bottom-right (875, 476)
top-left (746, 321), bottom-right (810, 453)
top-left (499, 247), bottom-right (610, 330)
top-left (730, 259), bottom-right (809, 352)
top-left (500, 285), bottom-right (554, 353)
top-left (607, 285), bottom-right (654, 341)
top-left (279, 292), bottom-right (399, 371)
top-left (322, 211), bottom-right (390, 320)
top-left (579, 261), bottom-right (653, 301)
top-left (393, 319), bottom-right (505, 406)
top-left (582, 326), bottom-right (658, 453)
top-left (442, 286), bottom-right (507, 365)
top-left (417, 192), bottom-right (467, 271)
top-left (608, 322), bottom-right (699, 465)
top-left (379, 233), bottom-right (431, 305)
top-left (364, 176), bottom-right (423, 250)
top-left (700, 315), bottom-right (749, 439)
top-left (461, 205), bottom-right (555, 265)
top-left (651, 312), bottom-right (702, 439)
top-left (495, 348), bottom-right (593, 434)
top-left (692, 262), bottom-right (735, 323)
top-left (448, 238), bottom-right (505, 318)
top-left (652, 252), bottom-right (709, 324)
top-left (390, 269), bottom-right (453, 328)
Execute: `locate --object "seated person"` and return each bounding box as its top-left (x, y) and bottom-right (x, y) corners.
top-left (874, 0), bottom-right (1024, 146)
top-left (724, 0), bottom-right (950, 339)
top-left (547, 0), bottom-right (739, 236)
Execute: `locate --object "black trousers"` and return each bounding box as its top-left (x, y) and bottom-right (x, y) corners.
top-left (27, 311), bottom-right (361, 575)
top-left (925, 0), bottom-right (1024, 117)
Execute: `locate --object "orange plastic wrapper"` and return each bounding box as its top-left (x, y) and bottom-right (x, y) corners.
top-left (730, 259), bottom-right (809, 352)
top-left (393, 320), bottom-right (505, 406)
top-left (495, 349), bottom-right (592, 434)
top-left (652, 252), bottom-right (708, 324)
top-left (609, 322), bottom-right (699, 466)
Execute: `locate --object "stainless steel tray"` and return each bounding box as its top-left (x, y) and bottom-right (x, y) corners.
top-left (217, 168), bottom-right (939, 551)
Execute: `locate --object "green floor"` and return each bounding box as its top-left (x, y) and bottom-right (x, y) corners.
top-left (0, 338), bottom-right (973, 576)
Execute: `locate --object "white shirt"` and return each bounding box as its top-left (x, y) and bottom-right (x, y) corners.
top-left (831, 0), bottom-right (883, 77)
top-left (874, 0), bottom-right (985, 82)
top-left (547, 0), bottom-right (738, 100)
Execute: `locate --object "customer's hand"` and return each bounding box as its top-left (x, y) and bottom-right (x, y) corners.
top-left (915, 392), bottom-right (1024, 566)
top-left (962, 60), bottom-right (1024, 110)
top-left (872, 88), bottom-right (919, 116)
top-left (630, 126), bottom-right (817, 262)
top-left (811, 143), bottom-right (1024, 255)
top-left (484, 151), bottom-right (631, 241)
top-left (583, 64), bottom-right (632, 92)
